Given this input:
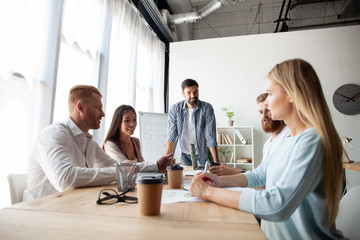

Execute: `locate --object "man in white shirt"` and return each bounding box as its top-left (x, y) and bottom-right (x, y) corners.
top-left (24, 85), bottom-right (172, 201)
top-left (209, 93), bottom-right (290, 176)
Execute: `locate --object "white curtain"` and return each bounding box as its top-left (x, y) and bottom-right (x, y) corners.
top-left (0, 0), bottom-right (59, 208)
top-left (53, 0), bottom-right (107, 124)
top-left (54, 0), bottom-right (166, 140)
top-left (104, 0), bottom-right (165, 138)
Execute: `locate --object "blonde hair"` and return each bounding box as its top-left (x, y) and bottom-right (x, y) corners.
top-left (268, 58), bottom-right (343, 224)
top-left (68, 85), bottom-right (102, 111)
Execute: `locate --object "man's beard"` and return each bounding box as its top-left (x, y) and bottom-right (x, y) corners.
top-left (262, 118), bottom-right (282, 133)
top-left (188, 97), bottom-right (198, 106)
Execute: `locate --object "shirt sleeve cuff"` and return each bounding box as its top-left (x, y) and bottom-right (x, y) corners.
top-left (239, 188), bottom-right (256, 213)
top-left (243, 171), bottom-right (256, 188)
top-left (138, 161), bottom-right (158, 172)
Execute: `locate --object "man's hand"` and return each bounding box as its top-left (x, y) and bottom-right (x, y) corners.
top-left (209, 163), bottom-right (242, 176)
top-left (157, 153), bottom-right (175, 172)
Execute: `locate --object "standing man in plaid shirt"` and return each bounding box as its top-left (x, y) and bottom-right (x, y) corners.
top-left (166, 79), bottom-right (219, 167)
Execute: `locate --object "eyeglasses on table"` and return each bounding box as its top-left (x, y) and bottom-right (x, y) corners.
top-left (96, 188), bottom-right (138, 205)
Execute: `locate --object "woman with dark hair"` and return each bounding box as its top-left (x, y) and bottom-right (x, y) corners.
top-left (103, 105), bottom-right (172, 172)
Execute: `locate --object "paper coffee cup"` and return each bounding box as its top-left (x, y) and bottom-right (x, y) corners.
top-left (166, 165), bottom-right (183, 189)
top-left (136, 175), bottom-right (164, 216)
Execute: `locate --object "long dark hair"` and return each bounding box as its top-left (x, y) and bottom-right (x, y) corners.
top-left (102, 105), bottom-right (136, 149)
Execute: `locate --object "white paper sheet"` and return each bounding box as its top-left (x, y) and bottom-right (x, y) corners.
top-left (183, 170), bottom-right (203, 176)
top-left (224, 187), bottom-right (253, 192)
top-left (161, 187), bottom-right (253, 204)
top-left (161, 189), bottom-right (202, 204)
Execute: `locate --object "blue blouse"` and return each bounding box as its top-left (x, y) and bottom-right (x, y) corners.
top-left (240, 128), bottom-right (344, 239)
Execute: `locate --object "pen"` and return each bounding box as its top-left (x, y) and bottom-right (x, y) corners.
top-left (119, 169), bottom-right (124, 190)
top-left (202, 177), bottom-right (211, 182)
top-left (127, 165), bottom-right (136, 178)
top-left (204, 161), bottom-right (209, 173)
top-left (127, 165), bottom-right (136, 188)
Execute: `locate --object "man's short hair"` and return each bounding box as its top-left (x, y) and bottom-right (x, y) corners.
top-left (256, 93), bottom-right (268, 104)
top-left (68, 85), bottom-right (102, 110)
top-left (181, 79), bottom-right (198, 91)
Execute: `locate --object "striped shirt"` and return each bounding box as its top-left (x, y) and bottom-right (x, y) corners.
top-left (167, 99), bottom-right (217, 165)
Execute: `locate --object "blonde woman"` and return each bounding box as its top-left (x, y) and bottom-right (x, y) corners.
top-left (189, 59), bottom-right (344, 239)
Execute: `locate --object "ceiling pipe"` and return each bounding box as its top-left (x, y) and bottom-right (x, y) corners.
top-left (168, 0), bottom-right (240, 25)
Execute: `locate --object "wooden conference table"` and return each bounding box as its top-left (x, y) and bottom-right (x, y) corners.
top-left (0, 182), bottom-right (265, 239)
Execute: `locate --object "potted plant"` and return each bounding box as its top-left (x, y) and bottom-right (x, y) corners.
top-left (218, 147), bottom-right (232, 162)
top-left (221, 106), bottom-right (234, 126)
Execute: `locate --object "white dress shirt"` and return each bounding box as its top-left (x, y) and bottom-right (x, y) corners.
top-left (103, 141), bottom-right (158, 172)
top-left (23, 117), bottom-right (117, 201)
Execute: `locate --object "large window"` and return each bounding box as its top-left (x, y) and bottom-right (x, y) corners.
top-left (0, 0), bottom-right (166, 208)
top-left (104, 0), bottom-right (165, 139)
top-left (0, 0), bottom-right (53, 209)
top-left (53, 0), bottom-right (106, 124)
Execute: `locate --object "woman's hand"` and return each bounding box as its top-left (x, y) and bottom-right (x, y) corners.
top-left (156, 153), bottom-right (174, 172)
top-left (189, 172), bottom-right (221, 200)
top-left (198, 172), bottom-right (221, 187)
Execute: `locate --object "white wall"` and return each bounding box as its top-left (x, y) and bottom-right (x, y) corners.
top-left (169, 25), bottom-right (360, 168)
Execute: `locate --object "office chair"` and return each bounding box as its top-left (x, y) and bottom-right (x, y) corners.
top-left (336, 185), bottom-right (360, 240)
top-left (7, 173), bottom-right (27, 204)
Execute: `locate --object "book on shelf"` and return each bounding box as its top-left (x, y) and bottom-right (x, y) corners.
top-left (224, 134), bottom-right (233, 144)
top-left (217, 132), bottom-right (225, 145)
top-left (223, 136), bottom-right (228, 144)
top-left (229, 152), bottom-right (235, 163)
top-left (222, 134), bottom-right (228, 144)
top-left (236, 159), bottom-right (248, 163)
top-left (235, 158), bottom-right (252, 163)
top-left (235, 129), bottom-right (247, 145)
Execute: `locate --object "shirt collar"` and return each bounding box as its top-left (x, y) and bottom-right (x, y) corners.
top-left (64, 117), bottom-right (93, 138)
top-left (181, 99), bottom-right (201, 111)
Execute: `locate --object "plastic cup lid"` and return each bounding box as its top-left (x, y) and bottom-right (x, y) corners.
top-left (136, 175), bottom-right (165, 184)
top-left (166, 165), bottom-right (183, 171)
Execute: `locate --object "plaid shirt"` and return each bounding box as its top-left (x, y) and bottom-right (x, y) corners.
top-left (167, 99), bottom-right (217, 165)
